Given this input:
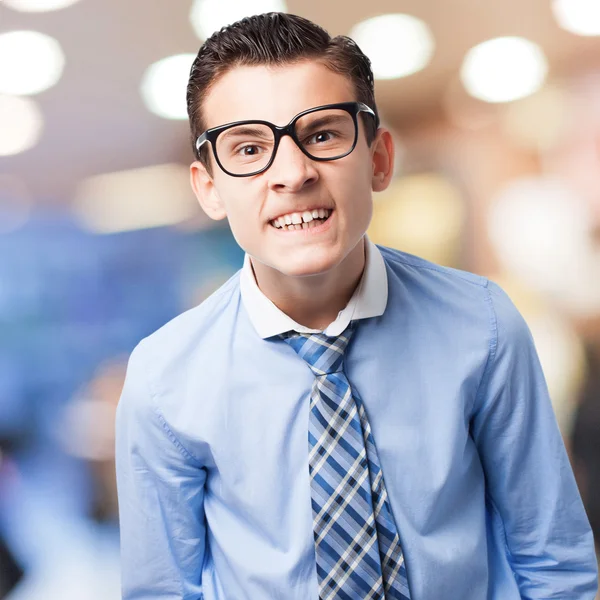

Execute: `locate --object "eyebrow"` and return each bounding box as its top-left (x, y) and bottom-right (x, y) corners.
top-left (296, 114), bottom-right (348, 131)
top-left (220, 126), bottom-right (273, 140)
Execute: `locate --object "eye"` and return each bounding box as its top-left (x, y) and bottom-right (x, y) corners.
top-left (238, 144), bottom-right (263, 156)
top-left (306, 131), bottom-right (336, 145)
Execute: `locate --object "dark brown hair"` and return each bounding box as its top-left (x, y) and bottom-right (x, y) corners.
top-left (186, 12), bottom-right (380, 168)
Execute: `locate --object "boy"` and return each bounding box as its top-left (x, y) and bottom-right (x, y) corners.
top-left (116, 12), bottom-right (598, 600)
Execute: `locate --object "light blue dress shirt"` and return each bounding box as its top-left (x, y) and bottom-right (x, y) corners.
top-left (116, 240), bottom-right (598, 600)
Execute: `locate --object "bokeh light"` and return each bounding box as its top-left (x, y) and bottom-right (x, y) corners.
top-left (0, 94), bottom-right (44, 156)
top-left (460, 36), bottom-right (548, 103)
top-left (190, 0), bottom-right (288, 41)
top-left (349, 14), bottom-right (435, 80)
top-left (553, 0), bottom-right (600, 36)
top-left (3, 0), bottom-right (83, 12)
top-left (140, 54), bottom-right (196, 120)
top-left (0, 31), bottom-right (65, 96)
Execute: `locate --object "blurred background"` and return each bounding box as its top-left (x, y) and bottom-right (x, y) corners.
top-left (1, 0), bottom-right (600, 597)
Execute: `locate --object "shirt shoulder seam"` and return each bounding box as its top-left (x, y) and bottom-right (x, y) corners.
top-left (379, 246), bottom-right (489, 289)
top-left (137, 339), bottom-right (204, 467)
top-left (470, 285), bottom-right (499, 416)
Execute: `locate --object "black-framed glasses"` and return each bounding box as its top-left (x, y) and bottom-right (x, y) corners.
top-left (195, 101), bottom-right (377, 177)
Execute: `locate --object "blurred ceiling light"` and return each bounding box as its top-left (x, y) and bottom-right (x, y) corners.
top-left (553, 0), bottom-right (600, 36)
top-left (3, 0), bottom-right (82, 12)
top-left (190, 0), bottom-right (287, 40)
top-left (0, 94), bottom-right (43, 156)
top-left (349, 14), bottom-right (435, 80)
top-left (140, 54), bottom-right (196, 120)
top-left (73, 163), bottom-right (202, 234)
top-left (0, 30), bottom-right (65, 95)
top-left (502, 84), bottom-right (571, 151)
top-left (368, 173), bottom-right (465, 266)
top-left (460, 37), bottom-right (548, 103)
top-left (489, 176), bottom-right (600, 316)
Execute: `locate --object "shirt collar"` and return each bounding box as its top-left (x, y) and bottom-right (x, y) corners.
top-left (240, 237), bottom-right (388, 339)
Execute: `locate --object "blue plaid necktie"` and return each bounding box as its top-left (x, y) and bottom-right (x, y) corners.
top-left (282, 324), bottom-right (411, 600)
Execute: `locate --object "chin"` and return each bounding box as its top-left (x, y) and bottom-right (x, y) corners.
top-left (270, 252), bottom-right (341, 278)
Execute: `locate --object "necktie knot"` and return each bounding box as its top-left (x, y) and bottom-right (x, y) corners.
top-left (281, 324), bottom-right (355, 376)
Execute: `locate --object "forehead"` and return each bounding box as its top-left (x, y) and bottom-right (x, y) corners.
top-left (201, 61), bottom-right (357, 129)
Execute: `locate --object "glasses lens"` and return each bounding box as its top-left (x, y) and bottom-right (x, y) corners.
top-left (215, 123), bottom-right (274, 175)
top-left (295, 109), bottom-right (357, 160)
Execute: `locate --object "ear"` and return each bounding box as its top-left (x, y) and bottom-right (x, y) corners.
top-left (190, 160), bottom-right (227, 221)
top-left (370, 128), bottom-right (395, 193)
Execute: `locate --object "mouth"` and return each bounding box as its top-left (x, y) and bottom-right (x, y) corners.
top-left (269, 208), bottom-right (333, 231)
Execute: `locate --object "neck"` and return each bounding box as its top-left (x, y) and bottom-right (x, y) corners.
top-left (251, 238), bottom-right (366, 330)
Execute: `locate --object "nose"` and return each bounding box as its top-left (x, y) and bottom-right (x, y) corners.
top-left (267, 135), bottom-right (319, 193)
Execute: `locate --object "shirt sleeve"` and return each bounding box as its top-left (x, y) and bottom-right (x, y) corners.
top-left (471, 281), bottom-right (598, 599)
top-left (115, 340), bottom-right (207, 600)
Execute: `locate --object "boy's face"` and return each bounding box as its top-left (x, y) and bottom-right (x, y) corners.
top-left (190, 61), bottom-right (394, 279)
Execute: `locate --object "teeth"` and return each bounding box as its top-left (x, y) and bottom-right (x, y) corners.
top-left (271, 209), bottom-right (331, 230)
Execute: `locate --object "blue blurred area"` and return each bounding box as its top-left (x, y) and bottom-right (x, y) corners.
top-left (0, 209), bottom-right (242, 598)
